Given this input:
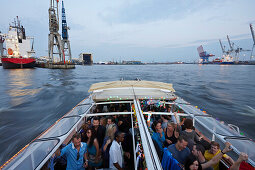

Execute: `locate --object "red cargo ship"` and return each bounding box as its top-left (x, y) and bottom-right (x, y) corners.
top-left (0, 17), bottom-right (36, 69)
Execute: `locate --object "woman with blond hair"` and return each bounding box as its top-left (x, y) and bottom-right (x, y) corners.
top-left (102, 124), bottom-right (118, 168)
top-left (164, 121), bottom-right (179, 147)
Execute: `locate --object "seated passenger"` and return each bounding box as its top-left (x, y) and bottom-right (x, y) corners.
top-left (86, 128), bottom-right (102, 169)
top-left (151, 120), bottom-right (165, 153)
top-left (185, 142), bottom-right (233, 170)
top-left (204, 141), bottom-right (234, 170)
top-left (164, 122), bottom-right (179, 147)
top-left (167, 135), bottom-right (190, 165)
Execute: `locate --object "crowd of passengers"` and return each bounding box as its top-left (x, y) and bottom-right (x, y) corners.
top-left (52, 114), bottom-right (134, 170)
top-left (50, 103), bottom-right (250, 170)
top-left (146, 108), bottom-right (250, 170)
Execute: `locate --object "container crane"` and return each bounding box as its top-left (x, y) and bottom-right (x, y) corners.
top-left (197, 45), bottom-right (215, 64)
top-left (61, 0), bottom-right (72, 63)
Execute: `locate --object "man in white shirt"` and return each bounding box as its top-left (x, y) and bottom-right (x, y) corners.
top-left (109, 132), bottom-right (125, 170)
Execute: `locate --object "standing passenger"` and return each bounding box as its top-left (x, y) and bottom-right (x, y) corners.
top-left (86, 128), bottom-right (102, 169)
top-left (92, 116), bottom-right (106, 149)
top-left (102, 124), bottom-right (117, 168)
top-left (56, 133), bottom-right (88, 170)
top-left (109, 132), bottom-right (126, 170)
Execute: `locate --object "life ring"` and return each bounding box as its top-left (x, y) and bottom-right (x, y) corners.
top-left (8, 48), bottom-right (13, 55)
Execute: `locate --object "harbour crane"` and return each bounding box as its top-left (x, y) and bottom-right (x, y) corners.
top-left (48, 0), bottom-right (64, 63)
top-left (61, 0), bottom-right (72, 63)
top-left (197, 45), bottom-right (215, 64)
top-left (224, 35), bottom-right (250, 62)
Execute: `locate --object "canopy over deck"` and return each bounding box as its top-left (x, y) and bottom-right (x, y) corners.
top-left (89, 80), bottom-right (176, 102)
top-left (88, 80), bottom-right (175, 92)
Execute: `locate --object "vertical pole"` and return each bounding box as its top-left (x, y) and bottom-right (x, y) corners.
top-left (63, 49), bottom-right (65, 64)
top-left (130, 102), bottom-right (137, 170)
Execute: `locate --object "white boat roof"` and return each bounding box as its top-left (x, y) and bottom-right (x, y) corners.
top-left (88, 80), bottom-right (175, 92)
top-left (89, 80), bottom-right (176, 101)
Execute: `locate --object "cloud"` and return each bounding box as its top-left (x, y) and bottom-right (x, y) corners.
top-left (1, 0), bottom-right (255, 61)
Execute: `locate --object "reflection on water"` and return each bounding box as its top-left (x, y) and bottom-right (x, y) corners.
top-left (6, 69), bottom-right (40, 106)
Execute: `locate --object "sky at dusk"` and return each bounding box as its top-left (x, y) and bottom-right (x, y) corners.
top-left (0, 0), bottom-right (255, 62)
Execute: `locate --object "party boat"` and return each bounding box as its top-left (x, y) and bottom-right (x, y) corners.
top-left (1, 80), bottom-right (255, 170)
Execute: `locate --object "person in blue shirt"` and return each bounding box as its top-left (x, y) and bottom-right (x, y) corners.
top-left (56, 133), bottom-right (88, 170)
top-left (168, 135), bottom-right (190, 165)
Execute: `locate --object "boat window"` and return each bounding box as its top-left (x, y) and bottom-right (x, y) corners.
top-left (177, 104), bottom-right (206, 115)
top-left (225, 138), bottom-right (255, 165)
top-left (194, 119), bottom-right (214, 140)
top-left (3, 139), bottom-right (59, 170)
top-left (38, 117), bottom-right (80, 139)
top-left (174, 97), bottom-right (189, 104)
top-left (69, 103), bottom-right (92, 116)
top-left (194, 117), bottom-right (241, 137)
top-left (69, 98), bottom-right (94, 116)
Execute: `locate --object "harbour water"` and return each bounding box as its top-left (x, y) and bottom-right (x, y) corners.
top-left (0, 64), bottom-right (255, 165)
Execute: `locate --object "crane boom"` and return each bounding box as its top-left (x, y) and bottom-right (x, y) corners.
top-left (219, 39), bottom-right (225, 53)
top-left (250, 24), bottom-right (255, 45)
top-left (227, 35), bottom-right (233, 51)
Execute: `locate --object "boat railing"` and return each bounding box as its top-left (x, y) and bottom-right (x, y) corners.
top-left (134, 99), bottom-right (163, 170)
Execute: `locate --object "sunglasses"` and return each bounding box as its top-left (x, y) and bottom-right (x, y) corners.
top-left (77, 152), bottom-right (80, 160)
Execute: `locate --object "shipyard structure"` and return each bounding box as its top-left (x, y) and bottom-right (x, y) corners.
top-left (78, 53), bottom-right (93, 65)
top-left (39, 0), bottom-right (74, 69)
